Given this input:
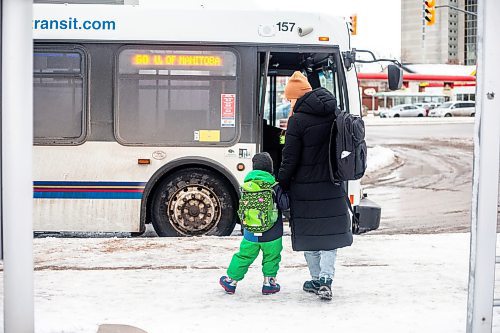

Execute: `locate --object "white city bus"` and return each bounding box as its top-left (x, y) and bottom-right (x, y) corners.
top-left (32, 1), bottom-right (397, 236)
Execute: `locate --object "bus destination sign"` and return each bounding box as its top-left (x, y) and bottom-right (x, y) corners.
top-left (132, 54), bottom-right (223, 67)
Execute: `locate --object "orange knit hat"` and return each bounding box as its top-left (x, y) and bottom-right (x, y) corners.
top-left (284, 71), bottom-right (312, 100)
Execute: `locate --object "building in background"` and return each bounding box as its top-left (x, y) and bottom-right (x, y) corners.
top-left (357, 64), bottom-right (476, 111)
top-left (360, 0), bottom-right (478, 111)
top-left (464, 0), bottom-right (477, 65)
top-left (401, 0), bottom-right (465, 64)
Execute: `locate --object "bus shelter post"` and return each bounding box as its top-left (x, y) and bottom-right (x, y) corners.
top-left (466, 0), bottom-right (500, 331)
top-left (1, 0), bottom-right (34, 331)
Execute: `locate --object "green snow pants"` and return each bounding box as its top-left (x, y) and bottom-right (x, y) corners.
top-left (227, 237), bottom-right (283, 281)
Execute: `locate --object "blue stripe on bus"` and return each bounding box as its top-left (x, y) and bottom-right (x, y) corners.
top-left (34, 181), bottom-right (147, 187)
top-left (34, 191), bottom-right (143, 199)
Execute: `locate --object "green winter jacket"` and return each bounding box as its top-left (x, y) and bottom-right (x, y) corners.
top-left (244, 169), bottom-right (277, 184)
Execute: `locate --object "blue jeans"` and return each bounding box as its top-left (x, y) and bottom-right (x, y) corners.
top-left (304, 249), bottom-right (337, 280)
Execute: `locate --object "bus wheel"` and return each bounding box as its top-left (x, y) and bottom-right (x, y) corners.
top-left (151, 168), bottom-right (237, 237)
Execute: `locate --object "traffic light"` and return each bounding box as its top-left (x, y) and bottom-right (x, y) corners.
top-left (349, 14), bottom-right (357, 35)
top-left (424, 0), bottom-right (436, 26)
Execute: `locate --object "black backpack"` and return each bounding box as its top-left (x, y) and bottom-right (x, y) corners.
top-left (328, 110), bottom-right (367, 182)
top-left (328, 110), bottom-right (367, 234)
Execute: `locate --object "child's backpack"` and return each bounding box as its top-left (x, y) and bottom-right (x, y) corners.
top-left (328, 110), bottom-right (367, 182)
top-left (237, 180), bottom-right (279, 233)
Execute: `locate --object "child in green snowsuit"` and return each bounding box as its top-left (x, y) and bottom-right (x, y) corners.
top-left (219, 152), bottom-right (289, 295)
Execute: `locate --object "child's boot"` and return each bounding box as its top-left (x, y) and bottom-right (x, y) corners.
top-left (219, 276), bottom-right (237, 294)
top-left (317, 277), bottom-right (333, 300)
top-left (262, 277), bottom-right (280, 295)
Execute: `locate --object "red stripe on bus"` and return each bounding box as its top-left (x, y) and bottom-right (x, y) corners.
top-left (34, 188), bottom-right (143, 193)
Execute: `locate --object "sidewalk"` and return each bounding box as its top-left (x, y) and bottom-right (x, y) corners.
top-left (1, 233), bottom-right (499, 332)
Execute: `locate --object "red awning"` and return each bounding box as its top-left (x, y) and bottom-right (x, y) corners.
top-left (358, 73), bottom-right (476, 82)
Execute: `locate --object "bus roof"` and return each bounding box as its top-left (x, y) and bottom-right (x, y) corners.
top-left (33, 3), bottom-right (350, 49)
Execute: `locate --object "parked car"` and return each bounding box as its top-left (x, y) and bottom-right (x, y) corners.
top-left (413, 102), bottom-right (440, 116)
top-left (379, 104), bottom-right (426, 118)
top-left (428, 101), bottom-right (476, 117)
top-left (276, 103), bottom-right (291, 119)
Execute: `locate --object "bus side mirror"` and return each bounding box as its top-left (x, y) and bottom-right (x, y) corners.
top-left (388, 64), bottom-right (403, 91)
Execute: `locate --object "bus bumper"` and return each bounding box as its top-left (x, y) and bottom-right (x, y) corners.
top-left (354, 196), bottom-right (381, 234)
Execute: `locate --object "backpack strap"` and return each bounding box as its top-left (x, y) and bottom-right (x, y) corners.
top-left (335, 181), bottom-right (360, 234)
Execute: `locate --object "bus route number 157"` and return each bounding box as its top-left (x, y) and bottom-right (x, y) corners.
top-left (276, 22), bottom-right (296, 32)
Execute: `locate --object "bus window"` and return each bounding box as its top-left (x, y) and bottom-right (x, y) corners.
top-left (33, 48), bottom-right (87, 144)
top-left (319, 67), bottom-right (346, 112)
top-left (264, 76), bottom-right (291, 130)
top-left (257, 52), bottom-right (270, 118)
top-left (115, 47), bottom-right (239, 146)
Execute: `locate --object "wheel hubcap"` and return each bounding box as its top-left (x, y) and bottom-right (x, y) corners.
top-left (167, 185), bottom-right (221, 235)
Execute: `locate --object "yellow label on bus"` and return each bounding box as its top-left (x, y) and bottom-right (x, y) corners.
top-left (199, 130), bottom-right (221, 142)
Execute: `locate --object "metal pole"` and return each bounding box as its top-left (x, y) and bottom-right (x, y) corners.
top-left (2, 0), bottom-right (34, 332)
top-left (436, 5), bottom-right (478, 17)
top-left (421, 1), bottom-right (426, 64)
top-left (466, 0), bottom-right (500, 332)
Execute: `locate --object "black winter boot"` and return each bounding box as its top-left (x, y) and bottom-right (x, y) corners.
top-left (303, 280), bottom-right (321, 294)
top-left (317, 277), bottom-right (333, 300)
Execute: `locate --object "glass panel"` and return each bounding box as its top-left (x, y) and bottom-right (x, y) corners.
top-left (264, 76), bottom-right (291, 129)
top-left (34, 77), bottom-right (83, 139)
top-left (319, 68), bottom-right (344, 110)
top-left (34, 52), bottom-right (81, 74)
top-left (117, 48), bottom-right (238, 145)
top-left (117, 75), bottom-right (237, 144)
top-left (33, 48), bottom-right (85, 143)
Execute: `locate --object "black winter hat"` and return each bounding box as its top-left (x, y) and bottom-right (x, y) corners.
top-left (252, 152), bottom-right (274, 174)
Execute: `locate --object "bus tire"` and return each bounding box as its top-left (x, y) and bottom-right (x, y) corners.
top-left (151, 168), bottom-right (237, 237)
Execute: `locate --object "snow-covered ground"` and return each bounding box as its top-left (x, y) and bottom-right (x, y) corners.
top-left (366, 146), bottom-right (396, 174)
top-left (1, 233), bottom-right (499, 333)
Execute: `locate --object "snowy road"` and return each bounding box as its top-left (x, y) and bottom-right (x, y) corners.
top-left (364, 122), bottom-right (474, 234)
